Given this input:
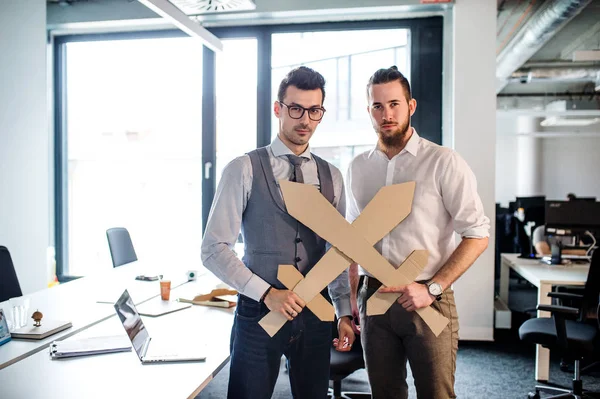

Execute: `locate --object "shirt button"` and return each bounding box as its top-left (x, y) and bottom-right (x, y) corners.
top-left (295, 257), bottom-right (302, 263)
top-left (295, 238), bottom-right (302, 243)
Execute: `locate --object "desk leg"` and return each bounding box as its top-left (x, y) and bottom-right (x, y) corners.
top-left (535, 283), bottom-right (551, 381)
top-left (499, 256), bottom-right (510, 304)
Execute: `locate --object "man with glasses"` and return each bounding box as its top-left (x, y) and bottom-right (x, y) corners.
top-left (202, 66), bottom-right (354, 399)
top-left (347, 66), bottom-right (490, 399)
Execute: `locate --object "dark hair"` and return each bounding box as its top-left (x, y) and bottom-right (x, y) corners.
top-left (277, 66), bottom-right (326, 104)
top-left (567, 193), bottom-right (577, 201)
top-left (366, 65), bottom-right (412, 101)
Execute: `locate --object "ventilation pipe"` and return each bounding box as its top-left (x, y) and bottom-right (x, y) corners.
top-left (509, 66), bottom-right (600, 84)
top-left (496, 0), bottom-right (592, 93)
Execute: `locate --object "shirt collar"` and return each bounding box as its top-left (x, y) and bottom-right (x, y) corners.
top-left (270, 135), bottom-right (313, 160)
top-left (368, 128), bottom-right (420, 159)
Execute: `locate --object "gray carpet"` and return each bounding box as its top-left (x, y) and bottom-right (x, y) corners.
top-left (198, 280), bottom-right (600, 398)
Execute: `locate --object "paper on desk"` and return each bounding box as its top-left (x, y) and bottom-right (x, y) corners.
top-left (178, 288), bottom-right (238, 308)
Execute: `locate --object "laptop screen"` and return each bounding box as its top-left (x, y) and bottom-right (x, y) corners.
top-left (114, 290), bottom-right (149, 358)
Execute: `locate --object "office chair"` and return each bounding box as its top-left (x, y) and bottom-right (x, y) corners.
top-left (519, 248), bottom-right (600, 398)
top-left (106, 227), bottom-right (138, 267)
top-left (328, 328), bottom-right (370, 399)
top-left (0, 246), bottom-right (23, 302)
top-left (553, 247), bottom-right (600, 373)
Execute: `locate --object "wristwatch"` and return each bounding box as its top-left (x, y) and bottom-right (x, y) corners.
top-left (426, 281), bottom-right (443, 301)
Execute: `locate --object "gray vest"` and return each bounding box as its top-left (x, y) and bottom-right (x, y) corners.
top-left (242, 147), bottom-right (335, 288)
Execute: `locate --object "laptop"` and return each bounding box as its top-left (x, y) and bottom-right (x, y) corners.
top-left (114, 290), bottom-right (206, 364)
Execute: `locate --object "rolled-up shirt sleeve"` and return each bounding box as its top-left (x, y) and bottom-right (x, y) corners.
top-left (201, 156), bottom-right (270, 301)
top-left (326, 165), bottom-right (352, 318)
top-left (439, 151), bottom-right (490, 239)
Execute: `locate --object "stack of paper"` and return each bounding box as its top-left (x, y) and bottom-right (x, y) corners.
top-left (179, 288), bottom-right (238, 308)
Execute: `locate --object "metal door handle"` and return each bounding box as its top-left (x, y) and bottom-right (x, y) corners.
top-left (204, 162), bottom-right (212, 180)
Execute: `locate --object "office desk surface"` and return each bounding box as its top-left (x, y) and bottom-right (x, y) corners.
top-left (500, 253), bottom-right (589, 289)
top-left (0, 261), bottom-right (193, 370)
top-left (0, 302), bottom-right (233, 399)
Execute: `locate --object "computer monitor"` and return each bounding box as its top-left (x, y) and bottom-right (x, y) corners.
top-left (570, 197), bottom-right (596, 202)
top-left (515, 196), bottom-right (546, 225)
top-left (545, 200), bottom-right (600, 237)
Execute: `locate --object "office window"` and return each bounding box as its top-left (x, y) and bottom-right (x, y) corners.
top-left (271, 29), bottom-right (410, 174)
top-left (215, 38), bottom-right (258, 258)
top-left (55, 19), bottom-right (442, 278)
top-left (215, 38), bottom-right (258, 182)
top-left (62, 37), bottom-right (204, 275)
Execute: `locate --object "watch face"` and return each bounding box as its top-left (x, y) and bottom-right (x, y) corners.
top-left (428, 282), bottom-right (443, 296)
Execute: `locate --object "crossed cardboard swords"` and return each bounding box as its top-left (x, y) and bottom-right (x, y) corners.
top-left (258, 180), bottom-right (449, 337)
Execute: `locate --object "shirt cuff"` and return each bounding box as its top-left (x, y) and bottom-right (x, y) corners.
top-left (333, 298), bottom-right (352, 319)
top-left (240, 274), bottom-right (271, 302)
top-left (461, 227), bottom-right (490, 239)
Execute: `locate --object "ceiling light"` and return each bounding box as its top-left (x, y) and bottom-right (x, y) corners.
top-left (137, 0), bottom-right (223, 52)
top-left (540, 116), bottom-right (600, 127)
top-left (169, 0), bottom-right (256, 14)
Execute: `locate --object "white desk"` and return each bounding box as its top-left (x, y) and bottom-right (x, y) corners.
top-left (498, 253), bottom-right (589, 381)
top-left (0, 297), bottom-right (233, 398)
top-left (0, 260), bottom-right (193, 370)
top-left (0, 272), bottom-right (234, 398)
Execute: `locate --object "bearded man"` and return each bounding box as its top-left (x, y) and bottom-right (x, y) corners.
top-left (346, 66), bottom-right (490, 399)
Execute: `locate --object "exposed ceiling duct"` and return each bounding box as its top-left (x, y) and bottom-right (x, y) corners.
top-left (496, 0), bottom-right (592, 93)
top-left (509, 65), bottom-right (600, 84)
top-left (540, 99), bottom-right (600, 127)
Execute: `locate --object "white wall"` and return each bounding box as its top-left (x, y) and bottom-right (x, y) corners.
top-left (451, 0), bottom-right (496, 341)
top-left (496, 116), bottom-right (519, 206)
top-left (515, 117), bottom-right (543, 197)
top-left (0, 0), bottom-right (49, 294)
top-left (541, 136), bottom-right (600, 199)
top-left (496, 119), bottom-right (600, 206)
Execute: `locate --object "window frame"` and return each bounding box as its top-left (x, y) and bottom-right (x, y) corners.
top-left (53, 17), bottom-right (442, 280)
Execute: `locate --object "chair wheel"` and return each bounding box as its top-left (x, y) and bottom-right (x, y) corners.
top-left (527, 392), bottom-right (540, 399)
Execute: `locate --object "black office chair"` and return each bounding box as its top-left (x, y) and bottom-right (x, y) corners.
top-left (328, 333), bottom-right (370, 399)
top-left (519, 248), bottom-right (600, 398)
top-left (106, 227), bottom-right (138, 267)
top-left (0, 246), bottom-right (23, 302)
top-left (553, 247), bottom-right (600, 373)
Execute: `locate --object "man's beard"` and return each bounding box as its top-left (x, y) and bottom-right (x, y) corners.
top-left (377, 116), bottom-right (410, 149)
top-left (283, 123), bottom-right (313, 145)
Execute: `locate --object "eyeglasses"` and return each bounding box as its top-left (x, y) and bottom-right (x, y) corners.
top-left (279, 102), bottom-right (326, 121)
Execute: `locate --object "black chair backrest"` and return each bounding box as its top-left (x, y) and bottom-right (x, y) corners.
top-left (0, 246), bottom-right (23, 302)
top-left (106, 228), bottom-right (138, 268)
top-left (583, 248), bottom-right (600, 317)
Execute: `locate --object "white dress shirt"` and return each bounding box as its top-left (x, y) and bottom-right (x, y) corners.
top-left (201, 136), bottom-right (351, 317)
top-left (346, 129), bottom-right (490, 280)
